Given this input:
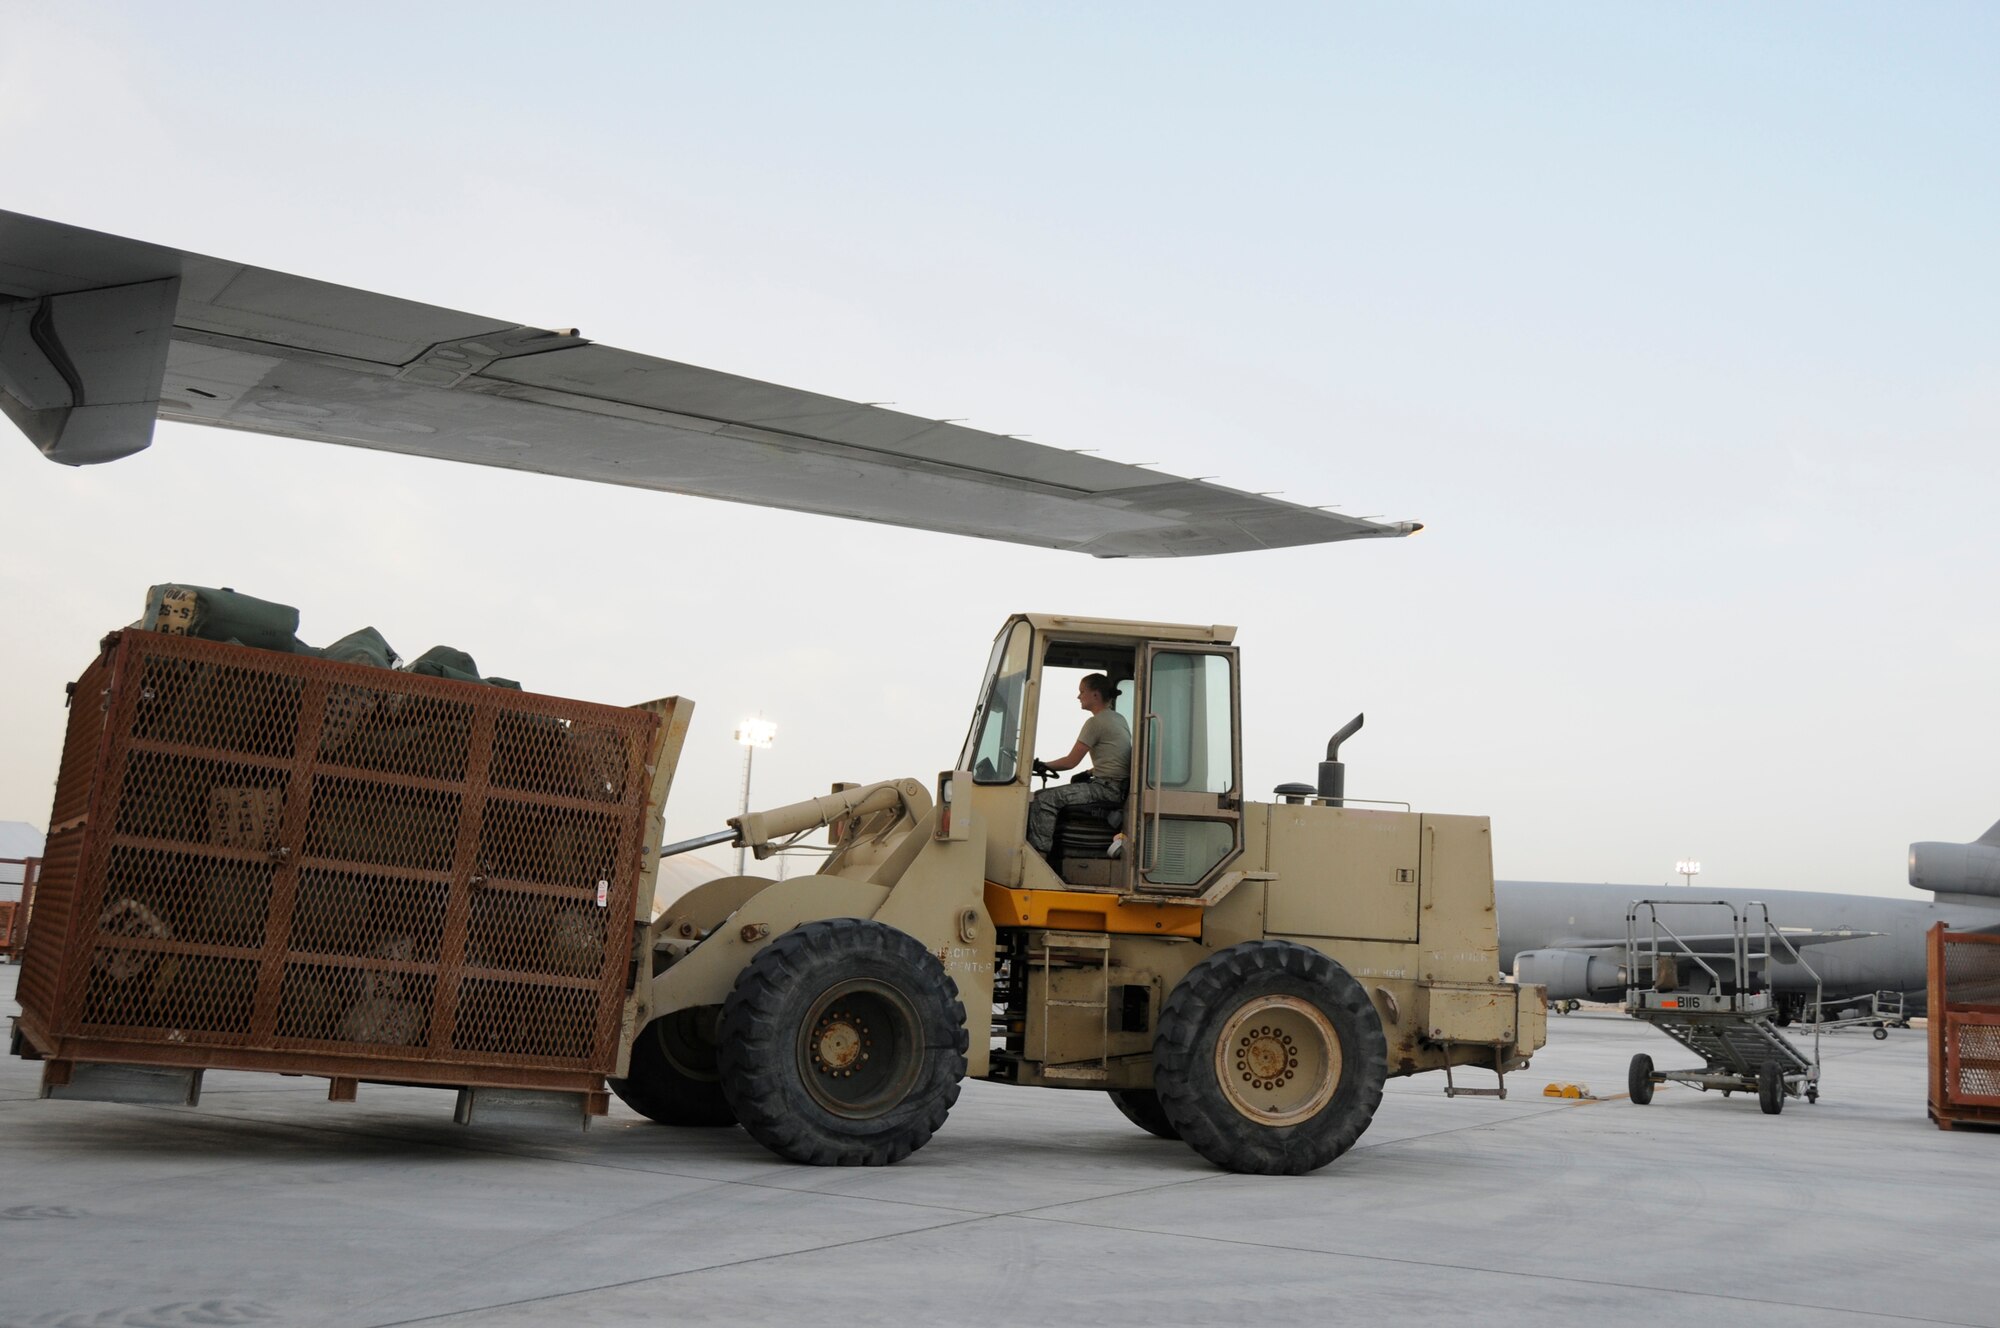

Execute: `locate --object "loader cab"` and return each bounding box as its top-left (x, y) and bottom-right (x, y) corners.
top-left (959, 614), bottom-right (1243, 896)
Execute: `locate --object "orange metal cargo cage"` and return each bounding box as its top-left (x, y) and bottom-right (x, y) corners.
top-left (1928, 923), bottom-right (2000, 1130)
top-left (13, 630), bottom-right (676, 1103)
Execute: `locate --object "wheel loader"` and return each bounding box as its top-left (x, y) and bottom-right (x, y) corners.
top-left (15, 610), bottom-right (1540, 1175)
top-left (618, 613), bottom-right (1545, 1175)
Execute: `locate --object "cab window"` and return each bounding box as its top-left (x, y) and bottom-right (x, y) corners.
top-left (963, 620), bottom-right (1033, 784)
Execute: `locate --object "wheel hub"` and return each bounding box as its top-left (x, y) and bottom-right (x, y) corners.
top-left (796, 979), bottom-right (923, 1118)
top-left (1214, 995), bottom-right (1341, 1126)
top-left (1238, 1027), bottom-right (1295, 1089)
top-left (811, 1011), bottom-right (870, 1076)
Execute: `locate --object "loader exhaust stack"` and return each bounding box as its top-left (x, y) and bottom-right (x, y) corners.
top-left (1318, 713), bottom-right (1364, 807)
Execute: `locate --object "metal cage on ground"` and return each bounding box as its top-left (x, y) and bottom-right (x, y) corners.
top-left (1929, 924), bottom-right (2000, 1130)
top-left (12, 630), bottom-right (675, 1112)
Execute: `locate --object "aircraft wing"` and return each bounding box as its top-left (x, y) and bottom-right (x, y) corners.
top-left (0, 209), bottom-right (1418, 559)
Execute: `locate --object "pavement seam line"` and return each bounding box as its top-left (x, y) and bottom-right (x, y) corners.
top-left (356, 1213), bottom-right (1001, 1327)
top-left (1007, 1212), bottom-right (1983, 1328)
top-left (134, 1100), bottom-right (1001, 1219)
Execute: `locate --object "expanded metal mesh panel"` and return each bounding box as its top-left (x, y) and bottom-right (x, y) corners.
top-left (1949, 1023), bottom-right (2000, 1103)
top-left (48, 653), bottom-right (114, 831)
top-left (303, 779), bottom-right (461, 871)
top-left (130, 652), bottom-right (302, 757)
top-left (17, 647), bottom-right (112, 1027)
top-left (18, 830), bottom-right (78, 1019)
top-left (317, 684), bottom-right (473, 781)
top-left (1933, 930), bottom-right (2000, 1122)
top-left (490, 712), bottom-right (635, 803)
top-left (275, 963), bottom-right (438, 1045)
top-left (18, 630), bottom-right (659, 1088)
top-left (1942, 936), bottom-right (2000, 1008)
top-left (289, 868), bottom-right (448, 961)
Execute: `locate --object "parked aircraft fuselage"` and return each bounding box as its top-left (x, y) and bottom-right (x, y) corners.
top-left (1496, 881), bottom-right (2000, 1010)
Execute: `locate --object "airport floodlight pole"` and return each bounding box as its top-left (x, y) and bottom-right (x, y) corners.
top-left (734, 718), bottom-right (777, 874)
top-left (1677, 859), bottom-right (1701, 889)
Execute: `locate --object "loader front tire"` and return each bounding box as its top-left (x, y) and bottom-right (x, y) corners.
top-left (718, 918), bottom-right (967, 1166)
top-left (1108, 1088), bottom-right (1181, 1140)
top-left (609, 1006), bottom-right (737, 1127)
top-left (1154, 941), bottom-right (1386, 1175)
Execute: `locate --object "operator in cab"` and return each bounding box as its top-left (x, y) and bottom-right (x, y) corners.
top-left (1028, 673), bottom-right (1131, 859)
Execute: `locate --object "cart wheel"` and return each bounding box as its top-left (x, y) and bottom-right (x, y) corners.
top-left (1807, 1085), bottom-right (1819, 1104)
top-left (1628, 1053), bottom-right (1654, 1105)
top-left (1757, 1060), bottom-right (1784, 1115)
top-left (1873, 1026), bottom-right (1888, 1041)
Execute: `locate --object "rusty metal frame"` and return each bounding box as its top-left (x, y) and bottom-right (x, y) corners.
top-left (14, 630), bottom-right (667, 1099)
top-left (1927, 922), bottom-right (2000, 1130)
top-left (0, 857), bottom-right (35, 961)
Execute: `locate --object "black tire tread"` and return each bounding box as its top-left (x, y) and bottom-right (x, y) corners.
top-left (1153, 940), bottom-right (1387, 1175)
top-left (608, 1008), bottom-right (736, 1127)
top-left (718, 918), bottom-right (967, 1166)
top-left (1108, 1088), bottom-right (1181, 1140)
top-left (1628, 1053), bottom-right (1655, 1106)
top-left (1758, 1059), bottom-right (1784, 1115)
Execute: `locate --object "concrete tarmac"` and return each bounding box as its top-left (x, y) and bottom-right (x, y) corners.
top-left (1, 964), bottom-right (1990, 1327)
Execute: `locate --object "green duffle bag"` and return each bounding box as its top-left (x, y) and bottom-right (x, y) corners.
top-left (141, 584), bottom-right (301, 652)
top-left (404, 645), bottom-right (522, 690)
top-left (317, 627), bottom-right (399, 670)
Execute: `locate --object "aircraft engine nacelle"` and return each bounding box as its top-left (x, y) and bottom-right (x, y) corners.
top-left (1909, 840), bottom-right (2000, 898)
top-left (1515, 949), bottom-right (1627, 1001)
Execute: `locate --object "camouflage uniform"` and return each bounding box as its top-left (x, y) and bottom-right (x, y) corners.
top-left (1027, 775), bottom-right (1126, 853)
top-left (1028, 709), bottom-right (1132, 853)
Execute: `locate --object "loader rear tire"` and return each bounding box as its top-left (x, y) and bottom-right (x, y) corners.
top-left (1109, 1088), bottom-right (1181, 1140)
top-left (718, 918), bottom-right (966, 1166)
top-left (1153, 941), bottom-right (1386, 1175)
top-left (609, 1006), bottom-right (736, 1127)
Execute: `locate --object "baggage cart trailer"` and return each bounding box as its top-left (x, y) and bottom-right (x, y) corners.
top-left (1623, 899), bottom-right (1823, 1115)
top-left (1808, 990), bottom-right (1910, 1039)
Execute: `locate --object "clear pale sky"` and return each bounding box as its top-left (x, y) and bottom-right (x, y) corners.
top-left (1, 3), bottom-right (1994, 895)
